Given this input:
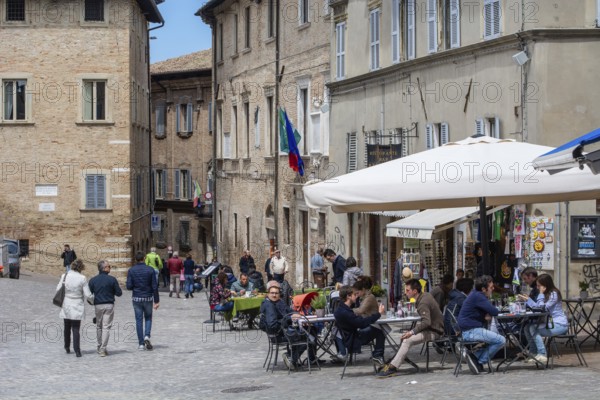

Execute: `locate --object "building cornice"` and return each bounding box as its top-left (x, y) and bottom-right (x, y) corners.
top-left (328, 29), bottom-right (600, 92)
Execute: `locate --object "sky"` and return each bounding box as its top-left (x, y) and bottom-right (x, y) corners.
top-left (150, 0), bottom-right (212, 63)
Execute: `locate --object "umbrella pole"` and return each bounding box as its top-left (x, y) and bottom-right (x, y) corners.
top-left (479, 197), bottom-right (491, 276)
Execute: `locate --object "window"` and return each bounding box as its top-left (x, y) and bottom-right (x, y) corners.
top-left (392, 1), bottom-right (400, 63)
top-left (155, 169), bottom-right (167, 199)
top-left (244, 6), bottom-right (251, 49)
top-left (335, 22), bottom-right (346, 79)
top-left (178, 221), bottom-right (190, 247)
top-left (208, 101), bottom-right (213, 133)
top-left (246, 217), bottom-right (250, 251)
top-left (299, 0), bottom-right (309, 24)
top-left (83, 80), bottom-right (106, 121)
top-left (223, 132), bottom-right (231, 158)
top-left (155, 104), bottom-right (166, 137)
top-left (369, 8), bottom-right (380, 70)
top-left (310, 113), bottom-right (321, 154)
top-left (217, 23), bottom-right (224, 61)
top-left (283, 207), bottom-right (290, 243)
top-left (254, 105), bottom-right (260, 148)
top-left (427, 0), bottom-right (437, 53)
top-left (426, 123), bottom-right (449, 149)
top-left (406, 0), bottom-right (416, 60)
top-left (476, 117), bottom-right (500, 138)
top-left (484, 0), bottom-right (501, 39)
top-left (85, 174), bottom-right (106, 209)
top-left (84, 0), bottom-right (104, 22)
top-left (2, 79), bottom-right (26, 121)
top-left (6, 0), bottom-right (25, 21)
top-left (267, 0), bottom-right (275, 38)
top-left (234, 213), bottom-right (238, 247)
top-left (233, 14), bottom-right (238, 54)
top-left (232, 105), bottom-right (238, 158)
top-left (176, 103), bottom-right (193, 133)
top-left (158, 217), bottom-right (166, 242)
top-left (174, 169), bottom-right (192, 200)
top-left (347, 132), bottom-right (358, 172)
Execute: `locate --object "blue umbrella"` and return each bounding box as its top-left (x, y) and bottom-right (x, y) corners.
top-left (532, 127), bottom-right (600, 174)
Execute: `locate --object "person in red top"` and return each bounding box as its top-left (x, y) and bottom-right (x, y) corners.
top-left (168, 251), bottom-right (184, 298)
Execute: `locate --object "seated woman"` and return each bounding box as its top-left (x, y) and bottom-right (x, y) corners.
top-left (352, 276), bottom-right (378, 317)
top-left (342, 257), bottom-right (363, 286)
top-left (518, 273), bottom-right (568, 363)
top-left (210, 272), bottom-right (234, 312)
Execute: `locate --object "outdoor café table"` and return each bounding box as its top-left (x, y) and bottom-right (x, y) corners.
top-left (229, 295), bottom-right (265, 318)
top-left (563, 297), bottom-right (600, 347)
top-left (297, 314), bottom-right (338, 359)
top-left (374, 315), bottom-right (422, 371)
top-left (495, 311), bottom-right (548, 372)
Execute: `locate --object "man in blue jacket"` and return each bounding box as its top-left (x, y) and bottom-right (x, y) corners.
top-left (127, 251), bottom-right (160, 351)
top-left (324, 248), bottom-right (346, 285)
top-left (334, 285), bottom-right (386, 368)
top-left (457, 275), bottom-right (505, 374)
top-left (89, 260), bottom-right (122, 357)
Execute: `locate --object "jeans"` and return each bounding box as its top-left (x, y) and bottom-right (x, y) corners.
top-left (214, 302), bottom-right (234, 312)
top-left (462, 327), bottom-right (506, 364)
top-left (95, 303), bottom-right (115, 352)
top-left (132, 301), bottom-right (153, 345)
top-left (184, 274), bottom-right (194, 294)
top-left (525, 323), bottom-right (568, 356)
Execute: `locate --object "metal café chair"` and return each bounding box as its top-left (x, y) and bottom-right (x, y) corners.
top-left (449, 311), bottom-right (493, 377)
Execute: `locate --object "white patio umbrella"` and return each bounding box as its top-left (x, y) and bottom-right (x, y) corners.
top-left (303, 136), bottom-right (600, 273)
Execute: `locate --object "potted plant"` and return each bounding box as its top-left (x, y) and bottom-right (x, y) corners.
top-left (371, 284), bottom-right (388, 310)
top-left (579, 280), bottom-right (590, 299)
top-left (311, 295), bottom-right (327, 317)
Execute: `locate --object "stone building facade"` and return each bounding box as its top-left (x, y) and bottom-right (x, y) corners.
top-left (150, 49), bottom-right (215, 264)
top-left (327, 0), bottom-right (600, 294)
top-left (0, 0), bottom-right (163, 278)
top-left (198, 0), bottom-right (331, 284)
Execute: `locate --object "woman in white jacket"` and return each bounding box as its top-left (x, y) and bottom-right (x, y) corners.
top-left (57, 259), bottom-right (92, 357)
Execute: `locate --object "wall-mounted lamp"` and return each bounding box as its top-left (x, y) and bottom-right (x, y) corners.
top-left (512, 51), bottom-right (529, 66)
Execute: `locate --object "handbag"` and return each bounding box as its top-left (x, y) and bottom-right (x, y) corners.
top-left (53, 272), bottom-right (68, 307)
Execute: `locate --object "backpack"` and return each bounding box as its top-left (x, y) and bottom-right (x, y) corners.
top-left (248, 271), bottom-right (265, 292)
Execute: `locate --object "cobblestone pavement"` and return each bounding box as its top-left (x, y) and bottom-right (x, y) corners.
top-left (2, 271), bottom-right (599, 400)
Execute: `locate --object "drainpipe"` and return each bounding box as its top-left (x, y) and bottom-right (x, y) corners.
top-left (274, 0), bottom-right (281, 250)
top-left (555, 202), bottom-right (561, 290)
top-left (565, 201), bottom-right (570, 298)
top-left (210, 20), bottom-right (218, 258)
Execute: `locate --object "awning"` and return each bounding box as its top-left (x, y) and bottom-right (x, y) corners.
top-left (363, 210), bottom-right (418, 218)
top-left (385, 206), bottom-right (508, 239)
top-left (532, 127), bottom-right (600, 174)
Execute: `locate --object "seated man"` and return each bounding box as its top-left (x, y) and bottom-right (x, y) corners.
top-left (377, 278), bottom-right (445, 377)
top-left (444, 278), bottom-right (474, 335)
top-left (334, 285), bottom-right (386, 369)
top-left (457, 275), bottom-right (506, 375)
top-left (248, 267), bottom-right (265, 292)
top-left (259, 281), bottom-right (311, 370)
top-left (230, 273), bottom-right (255, 296)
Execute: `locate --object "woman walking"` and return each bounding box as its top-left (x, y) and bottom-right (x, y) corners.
top-left (57, 259), bottom-right (92, 357)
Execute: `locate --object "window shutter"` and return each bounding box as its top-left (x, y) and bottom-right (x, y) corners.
top-left (427, 0), bottom-right (437, 53)
top-left (426, 124), bottom-right (433, 149)
top-left (407, 0), bottom-right (416, 60)
top-left (476, 119), bottom-right (485, 136)
top-left (392, 0), bottom-right (400, 63)
top-left (347, 132), bottom-right (357, 172)
top-left (85, 176), bottom-right (95, 208)
top-left (208, 101), bottom-right (212, 132)
top-left (311, 113), bottom-right (321, 153)
top-left (441, 122), bottom-right (449, 145)
top-left (97, 175), bottom-right (106, 208)
top-left (493, 118), bottom-right (500, 139)
top-left (254, 107), bottom-right (260, 148)
top-left (176, 104), bottom-right (181, 133)
top-left (174, 170), bottom-right (180, 199)
top-left (186, 103), bottom-right (193, 132)
top-left (162, 170), bottom-right (168, 199)
top-left (492, 0), bottom-right (501, 36)
top-left (336, 22), bottom-right (345, 79)
top-left (450, 0), bottom-right (460, 48)
top-left (156, 105), bottom-right (165, 137)
top-left (401, 129), bottom-right (408, 157)
top-left (188, 172), bottom-right (193, 200)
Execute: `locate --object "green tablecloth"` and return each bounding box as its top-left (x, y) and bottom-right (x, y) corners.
top-left (230, 295), bottom-right (265, 317)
